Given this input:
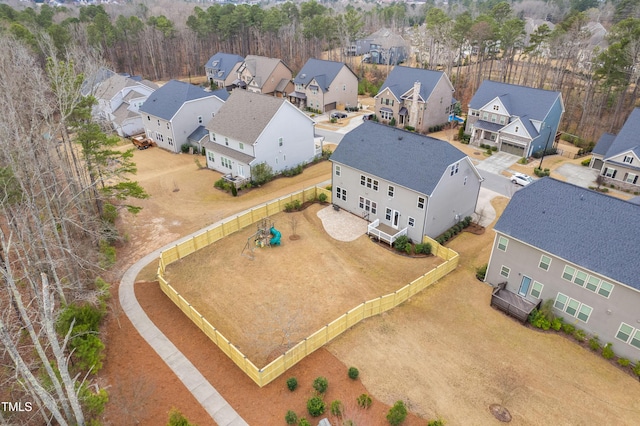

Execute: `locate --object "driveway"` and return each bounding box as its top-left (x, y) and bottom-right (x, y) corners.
top-left (554, 163), bottom-right (598, 187)
top-left (475, 151), bottom-right (520, 174)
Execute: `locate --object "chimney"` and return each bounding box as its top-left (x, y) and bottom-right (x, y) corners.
top-left (409, 81), bottom-right (421, 129)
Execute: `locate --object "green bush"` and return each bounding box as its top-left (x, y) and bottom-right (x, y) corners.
top-left (573, 329), bottom-right (586, 341)
top-left (214, 178), bottom-right (232, 192)
top-left (415, 243), bottom-right (432, 255)
top-left (298, 418), bottom-right (311, 426)
top-left (312, 376), bottom-right (328, 394)
top-left (475, 264), bottom-right (487, 281)
top-left (428, 420), bottom-right (445, 426)
top-left (102, 202), bottom-right (118, 224)
top-left (581, 158), bottom-right (591, 166)
top-left (281, 164), bottom-right (304, 177)
top-left (534, 167), bottom-right (551, 177)
top-left (357, 393), bottom-right (372, 409)
top-left (251, 162), bottom-right (274, 186)
top-left (404, 125), bottom-right (415, 131)
top-left (57, 303), bottom-right (106, 374)
top-left (386, 400), bottom-right (408, 425)
top-left (285, 410), bottom-right (298, 424)
top-left (231, 185), bottom-right (237, 197)
top-left (550, 317), bottom-right (563, 331)
top-left (330, 117), bottom-right (337, 123)
top-left (80, 385), bottom-right (108, 418)
top-left (528, 309), bottom-right (551, 330)
top-left (348, 367), bottom-right (359, 380)
top-left (588, 336), bottom-right (601, 351)
top-left (284, 199), bottom-right (302, 212)
top-left (307, 396), bottom-right (325, 417)
top-left (617, 358), bottom-right (631, 367)
top-left (491, 146), bottom-right (498, 152)
top-left (318, 193), bottom-right (328, 203)
top-left (602, 343), bottom-right (615, 359)
top-left (518, 157), bottom-right (528, 164)
top-left (393, 235), bottom-right (411, 253)
top-left (632, 361), bottom-right (640, 378)
top-left (330, 400), bottom-right (343, 417)
top-left (561, 323), bottom-right (575, 335)
top-left (180, 143), bottom-right (191, 153)
top-left (167, 408), bottom-right (196, 426)
top-left (389, 117), bottom-right (396, 126)
top-left (286, 377), bottom-right (298, 391)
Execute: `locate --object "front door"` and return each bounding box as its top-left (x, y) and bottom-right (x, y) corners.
top-left (392, 210), bottom-right (400, 229)
top-left (519, 276), bottom-right (532, 297)
top-left (237, 164), bottom-right (244, 177)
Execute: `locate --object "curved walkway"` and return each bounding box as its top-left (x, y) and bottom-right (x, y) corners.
top-left (119, 224), bottom-right (249, 426)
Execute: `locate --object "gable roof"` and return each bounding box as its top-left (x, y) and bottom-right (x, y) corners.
top-left (139, 80), bottom-right (217, 120)
top-left (602, 108), bottom-right (640, 159)
top-left (242, 55), bottom-right (290, 89)
top-left (205, 89), bottom-right (286, 143)
top-left (364, 27), bottom-right (409, 49)
top-left (331, 122), bottom-right (467, 196)
top-left (205, 52), bottom-right (244, 81)
top-left (294, 59), bottom-right (355, 91)
top-left (94, 74), bottom-right (158, 101)
top-left (494, 178), bottom-right (640, 291)
top-left (469, 80), bottom-right (561, 122)
top-left (592, 132), bottom-right (616, 156)
top-left (81, 67), bottom-right (116, 96)
top-left (377, 66), bottom-right (450, 102)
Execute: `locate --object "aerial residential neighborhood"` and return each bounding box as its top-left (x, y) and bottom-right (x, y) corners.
top-left (3, 1), bottom-right (640, 425)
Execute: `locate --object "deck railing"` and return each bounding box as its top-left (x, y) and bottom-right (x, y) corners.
top-left (367, 219), bottom-right (407, 245)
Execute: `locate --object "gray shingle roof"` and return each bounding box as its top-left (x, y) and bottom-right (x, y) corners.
top-left (139, 80), bottom-right (216, 120)
top-left (378, 66), bottom-right (448, 101)
top-left (242, 55), bottom-right (290, 90)
top-left (294, 59), bottom-right (355, 91)
top-left (203, 140), bottom-right (255, 164)
top-left (210, 88), bottom-right (230, 101)
top-left (205, 89), bottom-right (285, 144)
top-left (592, 132), bottom-right (616, 156)
top-left (469, 80), bottom-right (561, 123)
top-left (331, 122), bottom-right (467, 196)
top-left (494, 178), bottom-right (640, 290)
top-left (188, 125), bottom-right (209, 143)
top-left (602, 107), bottom-right (640, 159)
top-left (205, 52), bottom-right (244, 81)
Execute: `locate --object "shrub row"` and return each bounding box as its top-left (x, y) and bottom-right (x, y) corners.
top-left (345, 105), bottom-right (360, 112)
top-left (305, 107), bottom-right (322, 114)
top-left (281, 164), bottom-right (304, 177)
top-left (531, 147), bottom-right (557, 158)
top-left (529, 301), bottom-right (640, 379)
top-left (434, 216), bottom-right (473, 245)
top-left (428, 123), bottom-right (449, 133)
top-left (392, 235), bottom-right (432, 255)
top-left (534, 167), bottom-right (550, 177)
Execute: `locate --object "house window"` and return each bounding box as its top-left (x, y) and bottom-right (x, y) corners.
top-left (491, 114), bottom-right (497, 123)
top-left (562, 265), bottom-right (576, 281)
top-left (221, 157), bottom-right (232, 169)
top-left (335, 165), bottom-right (341, 176)
top-left (598, 281), bottom-right (613, 298)
top-left (515, 126), bottom-right (519, 132)
top-left (623, 155), bottom-right (633, 164)
top-left (167, 137), bottom-right (173, 146)
top-left (565, 298), bottom-right (580, 316)
top-left (167, 122), bottom-right (170, 129)
top-left (417, 197), bottom-right (425, 209)
top-left (279, 137), bottom-right (283, 147)
top-left (490, 133), bottom-right (497, 141)
top-left (585, 276), bottom-right (600, 292)
top-left (385, 208), bottom-right (392, 221)
top-left (360, 175), bottom-right (378, 191)
top-left (497, 236), bottom-right (508, 251)
top-left (616, 323), bottom-right (633, 343)
top-left (358, 197), bottom-right (377, 214)
top-left (157, 120), bottom-right (160, 126)
top-left (574, 271), bottom-right (587, 287)
top-left (539, 255), bottom-right (551, 271)
top-left (156, 132), bottom-right (164, 142)
top-left (530, 281), bottom-right (544, 298)
top-left (482, 112), bottom-right (489, 120)
top-left (335, 186), bottom-right (347, 201)
top-left (577, 304), bottom-right (592, 322)
top-left (625, 173), bottom-right (638, 184)
top-left (603, 167), bottom-right (617, 178)
top-left (198, 115), bottom-right (203, 124)
top-left (500, 265), bottom-right (510, 278)
top-left (207, 152), bottom-right (214, 162)
top-left (554, 293), bottom-right (568, 310)
top-left (239, 142), bottom-right (244, 150)
top-left (464, 176), bottom-right (467, 185)
top-left (147, 115), bottom-right (150, 121)
top-left (493, 105), bottom-right (499, 111)
top-left (632, 330), bottom-right (640, 349)
top-left (211, 133), bottom-right (216, 141)
top-left (499, 116), bottom-right (506, 125)
top-left (388, 185), bottom-right (394, 197)
top-left (275, 157), bottom-right (278, 164)
top-left (450, 163), bottom-right (459, 176)
top-left (343, 84), bottom-right (346, 91)
top-left (380, 110), bottom-right (393, 120)
top-left (408, 217), bottom-right (415, 227)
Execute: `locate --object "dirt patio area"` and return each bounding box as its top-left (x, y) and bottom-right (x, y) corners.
top-left (102, 146), bottom-right (640, 425)
top-left (163, 204), bottom-right (442, 367)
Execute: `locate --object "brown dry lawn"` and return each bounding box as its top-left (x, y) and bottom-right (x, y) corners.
top-left (164, 204), bottom-right (442, 367)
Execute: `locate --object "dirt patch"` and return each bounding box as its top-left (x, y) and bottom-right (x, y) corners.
top-left (489, 404), bottom-right (512, 422)
top-left (163, 204), bottom-right (442, 367)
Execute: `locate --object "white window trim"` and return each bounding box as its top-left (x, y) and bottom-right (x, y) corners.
top-left (616, 323), bottom-right (633, 343)
top-left (497, 236), bottom-right (508, 252)
top-left (530, 281), bottom-right (544, 299)
top-left (539, 255), bottom-right (551, 271)
top-left (500, 265), bottom-right (510, 278)
top-left (562, 265), bottom-right (576, 282)
top-left (335, 165), bottom-right (341, 176)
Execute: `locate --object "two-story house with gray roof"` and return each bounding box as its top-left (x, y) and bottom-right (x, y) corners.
top-left (374, 66), bottom-right (455, 133)
top-left (590, 108), bottom-right (640, 190)
top-left (90, 72), bottom-right (158, 137)
top-left (330, 122), bottom-right (483, 242)
top-left (466, 80), bottom-right (564, 157)
top-left (288, 58), bottom-right (358, 113)
top-left (203, 90), bottom-right (319, 185)
top-left (485, 178), bottom-right (640, 361)
top-left (233, 55), bottom-right (293, 97)
top-left (204, 52), bottom-right (244, 90)
top-left (139, 80), bottom-right (229, 153)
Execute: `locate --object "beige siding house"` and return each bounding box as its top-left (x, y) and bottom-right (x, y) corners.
top-left (234, 55), bottom-right (293, 97)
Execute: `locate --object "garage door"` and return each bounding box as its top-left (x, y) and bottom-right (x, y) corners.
top-left (591, 158), bottom-right (603, 170)
top-left (324, 102), bottom-right (336, 112)
top-left (501, 141), bottom-right (525, 156)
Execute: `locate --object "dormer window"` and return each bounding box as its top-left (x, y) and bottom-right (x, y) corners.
top-left (623, 155), bottom-right (633, 164)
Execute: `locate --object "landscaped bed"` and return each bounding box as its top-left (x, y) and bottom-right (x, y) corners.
top-left (163, 203), bottom-right (443, 367)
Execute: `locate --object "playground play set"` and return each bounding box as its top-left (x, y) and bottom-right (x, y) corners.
top-left (241, 217), bottom-right (281, 260)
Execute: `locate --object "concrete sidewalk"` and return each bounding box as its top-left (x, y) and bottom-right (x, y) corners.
top-left (119, 232), bottom-right (249, 426)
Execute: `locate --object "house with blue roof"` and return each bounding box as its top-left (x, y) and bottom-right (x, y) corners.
top-left (204, 52), bottom-right (244, 90)
top-left (330, 122), bottom-right (483, 242)
top-left (288, 58), bottom-right (358, 113)
top-left (590, 108), bottom-right (640, 190)
top-left (374, 66), bottom-right (455, 133)
top-left (486, 178), bottom-right (640, 360)
top-left (466, 80), bottom-right (564, 157)
top-left (139, 80), bottom-right (229, 153)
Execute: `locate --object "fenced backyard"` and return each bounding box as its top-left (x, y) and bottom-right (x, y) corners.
top-left (157, 186), bottom-right (458, 387)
